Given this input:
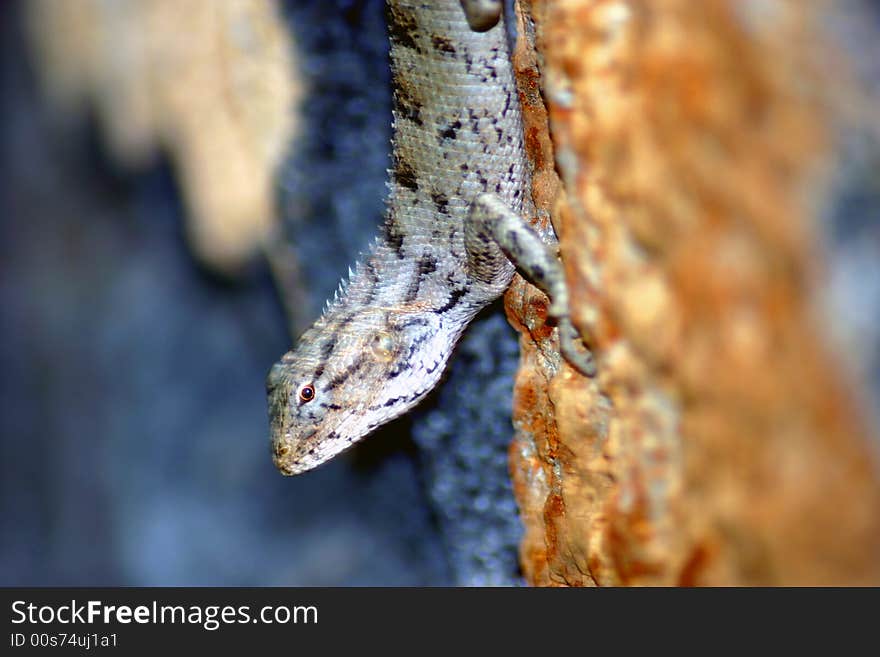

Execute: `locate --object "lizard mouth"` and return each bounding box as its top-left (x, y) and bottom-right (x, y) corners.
top-left (271, 426), bottom-right (317, 476)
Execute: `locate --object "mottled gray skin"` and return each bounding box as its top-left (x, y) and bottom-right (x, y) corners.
top-left (267, 0), bottom-right (592, 476)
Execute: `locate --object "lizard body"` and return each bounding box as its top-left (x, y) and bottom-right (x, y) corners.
top-left (267, 0), bottom-right (592, 475)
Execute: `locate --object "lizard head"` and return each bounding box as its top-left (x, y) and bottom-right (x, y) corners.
top-left (266, 309), bottom-right (447, 475)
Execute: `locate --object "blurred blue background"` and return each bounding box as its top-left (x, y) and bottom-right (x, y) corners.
top-left (0, 0), bottom-right (526, 586)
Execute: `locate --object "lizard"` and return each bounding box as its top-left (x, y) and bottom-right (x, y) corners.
top-left (266, 0), bottom-right (595, 476)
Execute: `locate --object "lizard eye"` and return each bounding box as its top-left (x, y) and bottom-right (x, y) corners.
top-left (298, 384), bottom-right (315, 403)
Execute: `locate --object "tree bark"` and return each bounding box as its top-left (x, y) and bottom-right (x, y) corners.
top-left (507, 0), bottom-right (880, 586)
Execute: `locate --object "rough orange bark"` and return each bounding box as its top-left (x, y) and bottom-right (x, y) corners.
top-left (508, 0), bottom-right (880, 585)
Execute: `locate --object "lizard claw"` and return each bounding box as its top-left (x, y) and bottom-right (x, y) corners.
top-left (557, 316), bottom-right (597, 377)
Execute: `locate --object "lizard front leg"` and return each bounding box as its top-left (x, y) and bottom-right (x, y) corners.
top-left (465, 192), bottom-right (597, 377)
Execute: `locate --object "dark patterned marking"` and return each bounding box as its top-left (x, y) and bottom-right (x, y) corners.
top-left (399, 256), bottom-right (436, 303)
top-left (394, 83), bottom-right (423, 127)
top-left (360, 260), bottom-right (380, 305)
top-left (433, 287), bottom-right (468, 314)
top-left (394, 155), bottom-right (419, 191)
top-left (337, 312), bottom-right (356, 331)
top-left (431, 191), bottom-right (449, 214)
top-left (403, 332), bottom-right (431, 359)
top-left (467, 108), bottom-right (480, 130)
top-left (404, 273), bottom-right (421, 303)
top-left (386, 6), bottom-right (420, 52)
top-left (388, 327), bottom-right (434, 379)
top-left (366, 260), bottom-right (379, 285)
top-left (383, 218), bottom-right (405, 254)
top-left (319, 312), bottom-right (356, 378)
top-left (379, 394), bottom-right (411, 409)
top-left (328, 354), bottom-right (366, 389)
top-left (394, 315), bottom-right (432, 331)
top-left (319, 337), bottom-right (337, 360)
top-left (418, 254), bottom-right (439, 277)
top-left (508, 230), bottom-right (521, 253)
top-left (431, 35), bottom-right (456, 54)
top-left (438, 119), bottom-right (461, 141)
